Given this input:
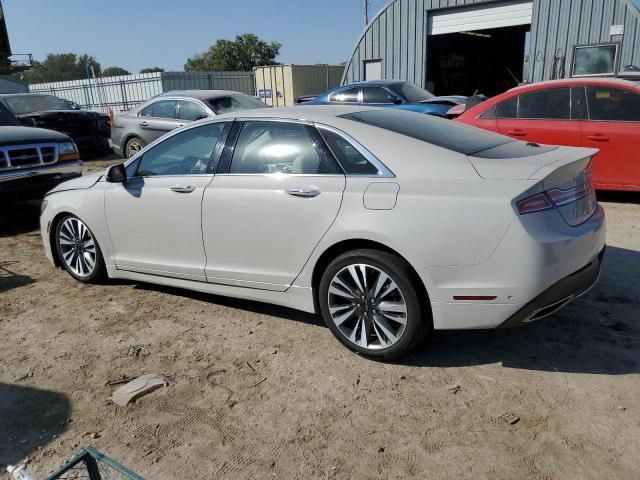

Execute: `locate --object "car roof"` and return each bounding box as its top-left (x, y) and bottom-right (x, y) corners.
top-left (220, 104), bottom-right (376, 122)
top-left (508, 77), bottom-right (639, 93)
top-left (159, 90), bottom-right (250, 100)
top-left (0, 93), bottom-right (56, 98)
top-left (341, 80), bottom-right (405, 89)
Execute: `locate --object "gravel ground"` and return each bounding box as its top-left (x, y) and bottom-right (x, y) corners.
top-left (1, 157), bottom-right (639, 479)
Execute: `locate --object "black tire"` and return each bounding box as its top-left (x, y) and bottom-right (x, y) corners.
top-left (318, 249), bottom-right (430, 360)
top-left (55, 214), bottom-right (106, 284)
top-left (125, 136), bottom-right (146, 158)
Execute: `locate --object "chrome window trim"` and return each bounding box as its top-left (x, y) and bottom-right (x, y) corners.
top-left (0, 142), bottom-right (59, 171)
top-left (314, 123), bottom-right (395, 178)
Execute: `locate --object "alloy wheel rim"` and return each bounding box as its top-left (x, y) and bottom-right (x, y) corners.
top-left (59, 218), bottom-right (97, 278)
top-left (127, 141), bottom-right (142, 157)
top-left (328, 263), bottom-right (408, 350)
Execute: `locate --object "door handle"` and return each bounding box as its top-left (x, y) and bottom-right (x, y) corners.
top-left (587, 134), bottom-right (610, 142)
top-left (507, 129), bottom-right (527, 137)
top-left (139, 121), bottom-right (149, 127)
top-left (286, 187), bottom-right (321, 198)
top-left (170, 184), bottom-right (196, 193)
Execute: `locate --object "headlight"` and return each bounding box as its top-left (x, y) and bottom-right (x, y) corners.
top-left (58, 142), bottom-right (80, 161)
top-left (40, 199), bottom-right (48, 215)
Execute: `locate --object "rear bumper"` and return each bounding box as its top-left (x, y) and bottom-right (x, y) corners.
top-left (499, 246), bottom-right (604, 327)
top-left (0, 160), bottom-right (83, 200)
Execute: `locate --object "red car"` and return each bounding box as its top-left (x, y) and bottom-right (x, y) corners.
top-left (456, 78), bottom-right (640, 191)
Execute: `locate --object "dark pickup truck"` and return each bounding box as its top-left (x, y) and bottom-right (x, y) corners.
top-left (0, 123), bottom-right (83, 201)
top-left (0, 93), bottom-right (110, 157)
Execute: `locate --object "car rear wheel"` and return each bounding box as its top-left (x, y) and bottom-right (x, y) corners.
top-left (125, 136), bottom-right (146, 158)
top-left (55, 215), bottom-right (105, 283)
top-left (318, 249), bottom-right (429, 359)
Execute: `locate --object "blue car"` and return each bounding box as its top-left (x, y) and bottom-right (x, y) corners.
top-left (306, 80), bottom-right (467, 117)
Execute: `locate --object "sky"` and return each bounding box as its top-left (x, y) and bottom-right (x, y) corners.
top-left (4, 0), bottom-right (388, 73)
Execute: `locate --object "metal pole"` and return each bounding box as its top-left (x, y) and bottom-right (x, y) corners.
top-left (362, 0), bottom-right (368, 27)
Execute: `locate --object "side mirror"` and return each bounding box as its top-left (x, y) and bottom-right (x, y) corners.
top-left (106, 163), bottom-right (127, 183)
top-left (388, 94), bottom-right (402, 105)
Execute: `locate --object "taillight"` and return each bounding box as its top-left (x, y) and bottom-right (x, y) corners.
top-left (516, 193), bottom-right (552, 214)
top-left (516, 169), bottom-right (596, 226)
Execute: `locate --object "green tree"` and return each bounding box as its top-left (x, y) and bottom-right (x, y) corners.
top-left (139, 67), bottom-right (165, 73)
top-left (184, 34), bottom-right (281, 72)
top-left (23, 53), bottom-right (101, 83)
top-left (102, 66), bottom-right (130, 77)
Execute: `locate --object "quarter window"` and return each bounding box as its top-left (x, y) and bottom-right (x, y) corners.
top-left (319, 128), bottom-right (380, 175)
top-left (518, 88), bottom-right (570, 120)
top-left (178, 100), bottom-right (208, 121)
top-left (136, 123), bottom-right (225, 176)
top-left (329, 88), bottom-right (360, 103)
top-left (140, 100), bottom-right (177, 119)
top-left (362, 87), bottom-right (393, 104)
top-left (586, 86), bottom-right (640, 121)
top-left (230, 121), bottom-right (337, 175)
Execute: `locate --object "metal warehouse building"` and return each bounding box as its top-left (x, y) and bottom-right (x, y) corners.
top-left (343, 0), bottom-right (640, 96)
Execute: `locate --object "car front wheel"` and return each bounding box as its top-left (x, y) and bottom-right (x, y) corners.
top-left (318, 249), bottom-right (429, 359)
top-left (55, 215), bottom-right (106, 283)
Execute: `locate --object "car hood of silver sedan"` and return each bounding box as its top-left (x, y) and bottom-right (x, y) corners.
top-left (46, 170), bottom-right (103, 195)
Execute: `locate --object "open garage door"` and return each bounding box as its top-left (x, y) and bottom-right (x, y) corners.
top-left (426, 1), bottom-right (532, 97)
top-left (428, 0), bottom-right (533, 35)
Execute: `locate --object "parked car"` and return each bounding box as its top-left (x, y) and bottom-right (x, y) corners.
top-left (0, 123), bottom-right (82, 201)
top-left (0, 93), bottom-right (111, 157)
top-left (307, 80), bottom-right (467, 117)
top-left (41, 106), bottom-right (605, 359)
top-left (112, 90), bottom-right (269, 158)
top-left (455, 78), bottom-right (640, 192)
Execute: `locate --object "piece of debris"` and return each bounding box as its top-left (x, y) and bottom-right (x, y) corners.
top-left (246, 361), bottom-right (256, 372)
top-left (105, 375), bottom-right (136, 386)
top-left (499, 412), bottom-right (520, 425)
top-left (250, 377), bottom-right (267, 387)
top-left (16, 368), bottom-right (32, 381)
top-left (447, 384), bottom-right (461, 394)
top-left (617, 406), bottom-right (626, 411)
top-left (127, 344), bottom-right (151, 357)
top-left (377, 447), bottom-right (385, 453)
top-left (110, 374), bottom-right (170, 407)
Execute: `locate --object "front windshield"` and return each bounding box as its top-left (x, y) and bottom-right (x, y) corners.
top-left (207, 95), bottom-right (269, 115)
top-left (3, 95), bottom-right (72, 114)
top-left (397, 82), bottom-right (435, 103)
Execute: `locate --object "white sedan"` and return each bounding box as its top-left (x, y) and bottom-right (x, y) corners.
top-left (40, 106), bottom-right (606, 359)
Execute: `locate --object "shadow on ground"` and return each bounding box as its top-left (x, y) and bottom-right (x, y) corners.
top-left (0, 384), bottom-right (70, 467)
top-left (0, 261), bottom-right (35, 294)
top-left (0, 202), bottom-right (41, 237)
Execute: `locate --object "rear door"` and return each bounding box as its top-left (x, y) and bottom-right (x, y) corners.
top-left (579, 85), bottom-right (640, 189)
top-left (202, 120), bottom-right (346, 291)
top-left (496, 87), bottom-right (581, 146)
top-left (138, 99), bottom-right (183, 143)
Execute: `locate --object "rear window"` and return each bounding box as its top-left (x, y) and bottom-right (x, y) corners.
top-left (340, 109), bottom-right (512, 155)
top-left (207, 95), bottom-right (268, 115)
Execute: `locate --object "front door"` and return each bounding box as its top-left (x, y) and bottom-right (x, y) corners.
top-left (580, 85), bottom-right (640, 189)
top-left (202, 120), bottom-right (346, 291)
top-left (105, 122), bottom-right (227, 280)
top-left (138, 99), bottom-right (184, 143)
top-left (496, 87), bottom-right (581, 146)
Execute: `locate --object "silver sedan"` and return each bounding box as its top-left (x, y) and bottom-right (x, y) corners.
top-left (111, 90), bottom-right (268, 158)
top-left (41, 106), bottom-right (605, 359)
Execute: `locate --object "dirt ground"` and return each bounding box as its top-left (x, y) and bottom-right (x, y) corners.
top-left (1, 157), bottom-right (639, 479)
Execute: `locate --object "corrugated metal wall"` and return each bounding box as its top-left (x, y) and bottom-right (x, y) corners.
top-left (254, 65), bottom-right (345, 106)
top-left (342, 0), bottom-right (640, 86)
top-left (29, 71), bottom-right (254, 113)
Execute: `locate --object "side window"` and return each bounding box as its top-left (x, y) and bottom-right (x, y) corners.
top-left (329, 88), bottom-right (360, 103)
top-left (518, 88), bottom-right (570, 120)
top-left (495, 97), bottom-right (517, 118)
top-left (139, 100), bottom-right (177, 119)
top-left (178, 100), bottom-right (208, 121)
top-left (586, 86), bottom-right (640, 121)
top-left (319, 128), bottom-right (380, 175)
top-left (136, 123), bottom-right (225, 176)
top-left (230, 121), bottom-right (334, 174)
top-left (479, 106), bottom-right (496, 119)
top-left (362, 87), bottom-right (393, 104)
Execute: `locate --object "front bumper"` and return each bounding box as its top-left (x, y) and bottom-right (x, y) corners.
top-left (499, 246), bottom-right (605, 327)
top-left (0, 160), bottom-right (83, 200)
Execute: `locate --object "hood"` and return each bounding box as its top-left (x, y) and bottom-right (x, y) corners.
top-left (467, 143), bottom-right (598, 180)
top-left (0, 125), bottom-right (71, 145)
top-left (46, 170), bottom-right (103, 195)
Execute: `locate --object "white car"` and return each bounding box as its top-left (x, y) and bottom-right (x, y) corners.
top-left (40, 106), bottom-right (606, 359)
